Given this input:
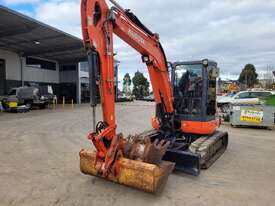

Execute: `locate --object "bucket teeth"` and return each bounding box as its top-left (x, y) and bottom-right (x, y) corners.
top-left (124, 134), bottom-right (170, 165)
top-left (143, 139), bottom-right (170, 165)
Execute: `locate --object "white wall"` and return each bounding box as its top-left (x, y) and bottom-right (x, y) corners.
top-left (0, 49), bottom-right (60, 83)
top-left (23, 57), bottom-right (59, 83)
top-left (1, 49), bottom-right (81, 103)
top-left (0, 49), bottom-right (21, 81)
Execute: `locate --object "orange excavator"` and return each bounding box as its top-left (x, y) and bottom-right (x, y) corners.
top-left (79, 0), bottom-right (228, 193)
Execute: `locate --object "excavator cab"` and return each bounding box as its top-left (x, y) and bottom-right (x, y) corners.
top-left (171, 60), bottom-right (220, 135)
top-left (160, 60), bottom-right (228, 176)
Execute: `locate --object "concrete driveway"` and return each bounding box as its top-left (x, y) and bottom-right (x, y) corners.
top-left (0, 102), bottom-right (274, 206)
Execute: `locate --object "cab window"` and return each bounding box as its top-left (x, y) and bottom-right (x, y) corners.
top-left (174, 64), bottom-right (202, 115)
top-left (174, 64), bottom-right (203, 97)
top-left (206, 66), bottom-right (218, 116)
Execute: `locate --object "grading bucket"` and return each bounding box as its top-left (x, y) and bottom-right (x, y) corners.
top-left (79, 149), bottom-right (175, 193)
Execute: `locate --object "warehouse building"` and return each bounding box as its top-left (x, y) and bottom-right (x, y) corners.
top-left (0, 6), bottom-right (88, 103)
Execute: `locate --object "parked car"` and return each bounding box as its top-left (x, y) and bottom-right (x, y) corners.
top-left (217, 90), bottom-right (273, 113)
top-left (2, 86), bottom-right (55, 110)
top-left (143, 94), bottom-right (155, 102)
top-left (217, 92), bottom-right (236, 104)
top-left (116, 94), bottom-right (134, 102)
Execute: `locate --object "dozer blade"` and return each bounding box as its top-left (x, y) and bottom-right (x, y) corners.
top-left (163, 149), bottom-right (201, 176)
top-left (163, 131), bottom-right (228, 175)
top-left (138, 130), bottom-right (201, 176)
top-left (79, 150), bottom-right (175, 193)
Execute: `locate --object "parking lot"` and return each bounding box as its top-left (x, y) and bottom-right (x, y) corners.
top-left (0, 101), bottom-right (275, 206)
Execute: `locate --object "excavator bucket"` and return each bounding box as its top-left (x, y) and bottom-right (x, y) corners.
top-left (79, 150), bottom-right (175, 193)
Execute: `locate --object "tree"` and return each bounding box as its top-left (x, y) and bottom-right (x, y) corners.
top-left (122, 73), bottom-right (132, 95)
top-left (238, 64), bottom-right (258, 88)
top-left (132, 71), bottom-right (150, 99)
top-left (262, 65), bottom-right (275, 89)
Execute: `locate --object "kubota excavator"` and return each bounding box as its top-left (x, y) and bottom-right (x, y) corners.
top-left (79, 0), bottom-right (228, 193)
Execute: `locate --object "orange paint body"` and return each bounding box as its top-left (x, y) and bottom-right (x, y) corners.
top-left (181, 120), bottom-right (220, 135)
top-left (152, 117), bottom-right (220, 135)
top-left (151, 117), bottom-right (160, 130)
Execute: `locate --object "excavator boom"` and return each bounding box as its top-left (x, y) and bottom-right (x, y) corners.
top-left (79, 0), bottom-right (175, 193)
top-left (81, 0), bottom-right (174, 127)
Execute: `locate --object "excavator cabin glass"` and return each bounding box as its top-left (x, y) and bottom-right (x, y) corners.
top-left (174, 64), bottom-right (203, 116)
top-left (172, 60), bottom-right (218, 122)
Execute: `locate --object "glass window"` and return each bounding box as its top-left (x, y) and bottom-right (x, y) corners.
top-left (261, 92), bottom-right (271, 97)
top-left (26, 57), bottom-right (56, 71)
top-left (226, 93), bottom-right (236, 97)
top-left (207, 67), bottom-right (217, 116)
top-left (174, 64), bottom-right (202, 115)
top-left (251, 92), bottom-right (271, 98)
top-left (17, 87), bottom-right (34, 98)
top-left (61, 65), bottom-right (77, 71)
top-left (238, 92), bottom-right (250, 98)
top-left (250, 92), bottom-right (258, 98)
top-left (8, 89), bottom-right (16, 95)
top-left (80, 62), bottom-right (89, 72)
top-left (174, 64), bottom-right (202, 98)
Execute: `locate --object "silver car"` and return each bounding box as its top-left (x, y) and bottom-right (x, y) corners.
top-left (217, 91), bottom-right (273, 112)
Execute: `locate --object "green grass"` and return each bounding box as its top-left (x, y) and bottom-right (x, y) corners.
top-left (264, 95), bottom-right (275, 106)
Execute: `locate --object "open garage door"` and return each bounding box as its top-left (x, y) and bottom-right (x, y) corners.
top-left (0, 59), bottom-right (6, 95)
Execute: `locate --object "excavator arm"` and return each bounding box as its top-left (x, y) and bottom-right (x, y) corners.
top-left (81, 0), bottom-right (174, 128)
top-left (81, 0), bottom-right (174, 173)
top-left (79, 0), bottom-right (175, 192)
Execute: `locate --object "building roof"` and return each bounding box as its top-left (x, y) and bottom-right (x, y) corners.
top-left (0, 6), bottom-right (87, 63)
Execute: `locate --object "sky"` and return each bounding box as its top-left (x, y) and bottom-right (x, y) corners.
top-left (1, 0), bottom-right (275, 85)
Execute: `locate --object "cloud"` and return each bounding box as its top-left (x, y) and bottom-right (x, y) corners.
top-left (112, 0), bottom-right (275, 80)
top-left (34, 0), bottom-right (81, 37)
top-left (2, 0), bottom-right (40, 4)
top-left (4, 0), bottom-right (275, 82)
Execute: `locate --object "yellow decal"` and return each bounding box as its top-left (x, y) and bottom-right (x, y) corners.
top-left (8, 102), bottom-right (17, 108)
top-left (240, 109), bottom-right (263, 123)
